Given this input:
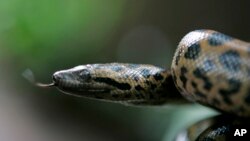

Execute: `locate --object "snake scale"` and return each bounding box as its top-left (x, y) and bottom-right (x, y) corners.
top-left (37, 29), bottom-right (250, 117)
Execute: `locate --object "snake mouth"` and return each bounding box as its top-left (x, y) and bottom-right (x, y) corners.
top-left (56, 82), bottom-right (110, 93)
top-left (52, 72), bottom-right (62, 85)
top-left (56, 84), bottom-right (111, 98)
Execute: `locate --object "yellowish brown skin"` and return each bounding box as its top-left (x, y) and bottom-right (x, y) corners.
top-left (52, 63), bottom-right (186, 105)
top-left (175, 115), bottom-right (250, 141)
top-left (172, 30), bottom-right (250, 117)
top-left (40, 30), bottom-right (250, 117)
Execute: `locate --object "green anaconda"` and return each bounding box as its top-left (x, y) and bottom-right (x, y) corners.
top-left (32, 30), bottom-right (250, 117)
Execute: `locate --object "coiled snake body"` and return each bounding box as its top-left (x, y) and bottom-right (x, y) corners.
top-left (39, 30), bottom-right (250, 117)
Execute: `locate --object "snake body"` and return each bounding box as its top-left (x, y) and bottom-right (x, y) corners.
top-left (50, 30), bottom-right (250, 117)
top-left (175, 115), bottom-right (250, 141)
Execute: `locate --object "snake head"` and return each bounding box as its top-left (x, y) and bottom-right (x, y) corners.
top-left (52, 64), bottom-right (120, 100)
top-left (41, 63), bottom-right (185, 105)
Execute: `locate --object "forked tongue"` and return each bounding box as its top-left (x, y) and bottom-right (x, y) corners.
top-left (22, 69), bottom-right (55, 88)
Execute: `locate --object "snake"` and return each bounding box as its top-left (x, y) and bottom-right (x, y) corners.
top-left (175, 115), bottom-right (250, 141)
top-left (33, 29), bottom-right (250, 118)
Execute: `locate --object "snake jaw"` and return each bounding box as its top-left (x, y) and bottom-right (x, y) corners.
top-left (51, 65), bottom-right (115, 99)
top-left (50, 63), bottom-right (181, 104)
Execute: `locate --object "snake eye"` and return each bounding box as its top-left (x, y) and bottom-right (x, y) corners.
top-left (79, 69), bottom-right (91, 81)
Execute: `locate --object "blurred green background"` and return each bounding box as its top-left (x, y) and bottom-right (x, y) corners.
top-left (0, 0), bottom-right (249, 141)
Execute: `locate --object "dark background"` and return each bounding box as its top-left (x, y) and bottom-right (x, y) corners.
top-left (0, 0), bottom-right (249, 141)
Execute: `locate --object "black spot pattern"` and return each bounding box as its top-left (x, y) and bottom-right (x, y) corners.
top-left (153, 73), bottom-right (164, 81)
top-left (244, 88), bottom-right (250, 105)
top-left (204, 82), bottom-right (212, 91)
top-left (145, 80), bottom-right (157, 90)
top-left (184, 42), bottom-right (201, 59)
top-left (195, 91), bottom-right (207, 98)
top-left (94, 77), bottom-right (131, 90)
top-left (193, 68), bottom-right (213, 91)
top-left (135, 85), bottom-right (144, 91)
top-left (149, 93), bottom-right (154, 99)
top-left (180, 66), bottom-right (188, 88)
top-left (208, 32), bottom-right (233, 46)
top-left (219, 79), bottom-right (241, 105)
top-left (181, 66), bottom-right (188, 74)
top-left (141, 69), bottom-right (151, 78)
top-left (219, 50), bottom-right (241, 72)
top-left (112, 94), bottom-right (119, 98)
top-left (233, 106), bottom-right (245, 114)
top-left (135, 93), bottom-right (141, 98)
top-left (211, 98), bottom-right (220, 106)
top-left (140, 93), bottom-right (145, 99)
top-left (223, 97), bottom-right (233, 105)
top-left (191, 81), bottom-right (197, 88)
top-left (150, 84), bottom-right (157, 90)
top-left (124, 94), bottom-right (131, 98)
top-left (133, 76), bottom-right (139, 81)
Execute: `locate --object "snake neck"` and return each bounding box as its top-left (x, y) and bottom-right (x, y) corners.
top-left (52, 63), bottom-right (189, 105)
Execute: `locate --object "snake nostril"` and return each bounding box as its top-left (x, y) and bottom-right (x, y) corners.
top-left (52, 75), bottom-right (56, 82)
top-left (52, 73), bottom-right (62, 82)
